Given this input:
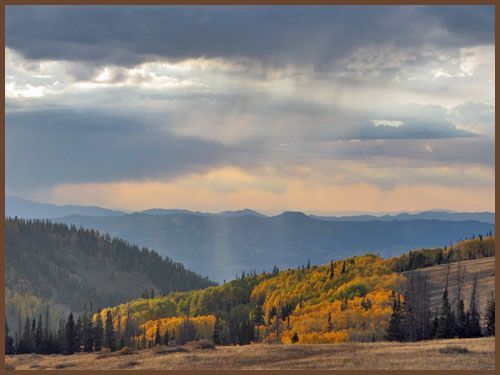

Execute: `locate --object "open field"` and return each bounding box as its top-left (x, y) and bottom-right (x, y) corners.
top-left (5, 337), bottom-right (494, 370)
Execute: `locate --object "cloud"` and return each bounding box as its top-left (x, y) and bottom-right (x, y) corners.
top-left (6, 6), bottom-right (494, 73)
top-left (5, 108), bottom-right (262, 192)
top-left (5, 6), bottom-right (495, 212)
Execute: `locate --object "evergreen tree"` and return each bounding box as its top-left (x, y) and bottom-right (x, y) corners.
top-left (116, 310), bottom-right (122, 349)
top-left (252, 304), bottom-right (264, 326)
top-left (123, 305), bottom-right (133, 348)
top-left (163, 326), bottom-right (170, 345)
top-left (435, 288), bottom-right (456, 339)
top-left (19, 316), bottom-right (33, 354)
top-left (484, 293), bottom-right (495, 336)
top-left (5, 320), bottom-right (15, 355)
top-left (465, 273), bottom-right (482, 338)
top-left (42, 305), bottom-right (50, 354)
top-left (455, 299), bottom-right (467, 338)
top-left (75, 315), bottom-right (83, 351)
top-left (65, 313), bottom-right (78, 354)
top-left (56, 318), bottom-right (66, 354)
top-left (386, 292), bottom-right (403, 341)
top-left (83, 306), bottom-right (94, 352)
top-left (94, 313), bottom-right (104, 351)
top-left (35, 314), bottom-right (43, 353)
top-left (178, 317), bottom-right (196, 344)
top-left (104, 310), bottom-right (116, 351)
top-left (213, 316), bottom-right (223, 345)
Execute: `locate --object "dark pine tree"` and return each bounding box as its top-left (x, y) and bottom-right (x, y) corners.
top-left (154, 321), bottom-right (162, 346)
top-left (213, 316), bottom-right (223, 345)
top-left (83, 306), bottom-right (94, 352)
top-left (94, 313), bottom-right (104, 352)
top-left (75, 315), bottom-right (83, 352)
top-left (484, 293), bottom-right (495, 336)
top-left (435, 288), bottom-right (456, 339)
top-left (104, 310), bottom-right (116, 351)
top-left (465, 274), bottom-right (482, 338)
top-left (455, 299), bottom-right (467, 338)
top-left (329, 260), bottom-right (334, 279)
top-left (35, 314), bottom-right (43, 353)
top-left (163, 326), bottom-right (170, 346)
top-left (386, 292), bottom-right (403, 341)
top-left (65, 313), bottom-right (78, 355)
top-left (5, 320), bottom-right (15, 355)
top-left (19, 316), bottom-right (33, 354)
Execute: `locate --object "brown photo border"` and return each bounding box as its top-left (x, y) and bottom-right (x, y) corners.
top-left (0, 1), bottom-right (496, 373)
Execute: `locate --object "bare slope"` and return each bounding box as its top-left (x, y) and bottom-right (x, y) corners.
top-left (407, 256), bottom-right (495, 318)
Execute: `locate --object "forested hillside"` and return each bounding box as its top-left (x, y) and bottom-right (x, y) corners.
top-left (6, 235), bottom-right (494, 356)
top-left (90, 236), bottom-right (494, 348)
top-left (5, 218), bottom-right (215, 329)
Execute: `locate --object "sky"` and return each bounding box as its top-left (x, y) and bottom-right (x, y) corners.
top-left (5, 6), bottom-right (495, 214)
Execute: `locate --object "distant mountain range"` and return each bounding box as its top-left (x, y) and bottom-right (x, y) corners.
top-left (6, 196), bottom-right (125, 218)
top-left (6, 196), bottom-right (495, 282)
top-left (310, 211), bottom-right (495, 224)
top-left (6, 196), bottom-right (494, 223)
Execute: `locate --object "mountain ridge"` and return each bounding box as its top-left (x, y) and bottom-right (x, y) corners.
top-left (53, 212), bottom-right (494, 282)
top-left (7, 196), bottom-right (494, 223)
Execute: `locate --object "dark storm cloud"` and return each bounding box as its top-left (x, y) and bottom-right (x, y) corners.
top-left (5, 109), bottom-right (256, 190)
top-left (6, 6), bottom-right (494, 70)
top-left (416, 6), bottom-right (495, 46)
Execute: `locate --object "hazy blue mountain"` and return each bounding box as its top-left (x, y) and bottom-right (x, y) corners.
top-left (6, 196), bottom-right (125, 219)
top-left (139, 208), bottom-right (266, 218)
top-left (217, 209), bottom-right (267, 218)
top-left (310, 211), bottom-right (494, 224)
top-left (140, 208), bottom-right (200, 216)
top-left (54, 211), bottom-right (494, 282)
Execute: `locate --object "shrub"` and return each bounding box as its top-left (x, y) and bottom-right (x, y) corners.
top-left (117, 346), bottom-right (137, 356)
top-left (54, 362), bottom-right (76, 369)
top-left (118, 360), bottom-right (140, 369)
top-left (438, 346), bottom-right (471, 355)
top-left (192, 339), bottom-right (216, 350)
top-left (152, 345), bottom-right (188, 355)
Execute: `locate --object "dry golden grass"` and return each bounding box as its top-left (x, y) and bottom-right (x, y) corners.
top-left (5, 337), bottom-right (494, 370)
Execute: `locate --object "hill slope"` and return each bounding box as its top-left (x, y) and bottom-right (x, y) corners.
top-left (55, 212), bottom-right (494, 281)
top-left (5, 218), bottom-right (215, 328)
top-left (97, 237), bottom-right (494, 346)
top-left (6, 196), bottom-right (125, 219)
top-left (409, 257), bottom-right (495, 319)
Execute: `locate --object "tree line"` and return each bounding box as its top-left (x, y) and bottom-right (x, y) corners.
top-left (390, 234), bottom-right (494, 273)
top-left (5, 303), bottom-right (143, 355)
